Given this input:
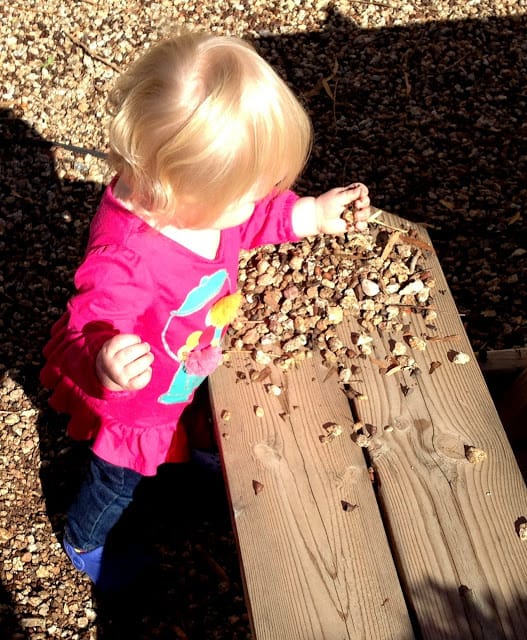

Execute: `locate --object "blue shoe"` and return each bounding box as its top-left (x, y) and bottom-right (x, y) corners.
top-left (63, 539), bottom-right (104, 584)
top-left (64, 538), bottom-right (155, 593)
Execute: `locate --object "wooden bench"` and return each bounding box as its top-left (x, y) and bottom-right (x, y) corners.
top-left (208, 212), bottom-right (527, 639)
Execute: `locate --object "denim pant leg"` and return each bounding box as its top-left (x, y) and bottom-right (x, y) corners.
top-left (65, 453), bottom-right (143, 551)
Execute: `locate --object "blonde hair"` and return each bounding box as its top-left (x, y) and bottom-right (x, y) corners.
top-left (107, 31), bottom-right (313, 228)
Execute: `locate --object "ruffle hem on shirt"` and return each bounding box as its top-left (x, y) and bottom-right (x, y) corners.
top-left (40, 364), bottom-right (189, 477)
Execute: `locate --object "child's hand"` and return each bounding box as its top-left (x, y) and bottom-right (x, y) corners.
top-left (96, 334), bottom-right (154, 391)
top-left (315, 183), bottom-right (370, 234)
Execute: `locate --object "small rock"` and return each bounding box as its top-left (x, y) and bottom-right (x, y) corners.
top-left (465, 445), bottom-right (487, 464)
top-left (361, 278), bottom-right (380, 296)
top-left (36, 566), bottom-right (51, 579)
top-left (451, 351), bottom-right (471, 364)
top-left (399, 279), bottom-right (424, 295)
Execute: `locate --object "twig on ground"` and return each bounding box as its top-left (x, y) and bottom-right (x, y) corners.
top-left (63, 31), bottom-right (121, 73)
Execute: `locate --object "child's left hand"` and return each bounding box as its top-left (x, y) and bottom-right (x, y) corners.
top-left (315, 183), bottom-right (370, 234)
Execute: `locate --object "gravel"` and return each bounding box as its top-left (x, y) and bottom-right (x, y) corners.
top-left (1, 1), bottom-right (526, 638)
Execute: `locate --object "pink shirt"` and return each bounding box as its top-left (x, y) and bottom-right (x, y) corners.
top-left (41, 181), bottom-right (300, 475)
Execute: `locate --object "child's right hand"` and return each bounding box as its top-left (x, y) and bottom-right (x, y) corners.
top-left (96, 334), bottom-right (154, 391)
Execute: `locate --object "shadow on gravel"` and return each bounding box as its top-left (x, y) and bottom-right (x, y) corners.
top-left (0, 5), bottom-right (526, 639)
top-left (256, 5), bottom-right (526, 354)
top-left (0, 111), bottom-right (248, 638)
top-left (0, 583), bottom-right (29, 640)
top-left (0, 108), bottom-right (98, 639)
top-left (0, 108), bottom-right (101, 527)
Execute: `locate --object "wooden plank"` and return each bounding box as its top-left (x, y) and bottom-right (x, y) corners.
top-left (496, 367), bottom-right (527, 441)
top-left (209, 210), bottom-right (527, 638)
top-left (209, 351), bottom-right (414, 640)
top-left (478, 348), bottom-right (527, 373)
top-left (346, 212), bottom-right (527, 639)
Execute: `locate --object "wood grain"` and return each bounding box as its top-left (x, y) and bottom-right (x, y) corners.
top-left (346, 213), bottom-right (527, 639)
top-left (209, 352), bottom-right (413, 639)
top-left (208, 211), bottom-right (527, 639)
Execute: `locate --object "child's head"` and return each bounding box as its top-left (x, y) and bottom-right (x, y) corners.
top-left (107, 31), bottom-right (313, 228)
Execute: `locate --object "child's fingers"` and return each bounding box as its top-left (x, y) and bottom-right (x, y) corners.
top-left (355, 193), bottom-right (370, 209)
top-left (116, 343), bottom-right (154, 390)
top-left (317, 183), bottom-right (371, 234)
top-left (98, 334), bottom-right (153, 390)
top-left (126, 363), bottom-right (153, 390)
top-left (342, 182), bottom-right (368, 197)
top-left (342, 185), bottom-right (370, 232)
top-left (338, 183), bottom-right (369, 211)
top-left (122, 349), bottom-right (154, 380)
top-left (118, 340), bottom-right (152, 364)
top-left (338, 190), bottom-right (370, 233)
top-left (354, 201), bottom-right (371, 220)
top-left (322, 216), bottom-right (347, 235)
top-left (342, 182), bottom-right (362, 192)
top-left (105, 333), bottom-right (145, 356)
top-left (354, 219), bottom-right (369, 232)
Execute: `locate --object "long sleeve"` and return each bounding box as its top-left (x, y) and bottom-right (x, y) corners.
top-left (238, 189), bottom-right (301, 250)
top-left (42, 245), bottom-right (153, 398)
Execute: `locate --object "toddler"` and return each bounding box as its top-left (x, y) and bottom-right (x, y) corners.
top-left (40, 31), bottom-right (370, 591)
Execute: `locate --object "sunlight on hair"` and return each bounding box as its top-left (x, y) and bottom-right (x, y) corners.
top-left (106, 31), bottom-right (313, 228)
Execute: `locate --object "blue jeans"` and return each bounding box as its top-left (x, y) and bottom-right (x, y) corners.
top-left (65, 453), bottom-right (143, 551)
